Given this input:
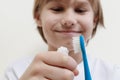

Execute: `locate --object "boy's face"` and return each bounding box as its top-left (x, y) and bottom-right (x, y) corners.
top-left (36, 0), bottom-right (96, 51)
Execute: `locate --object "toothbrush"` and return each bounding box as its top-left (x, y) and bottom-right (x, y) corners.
top-left (73, 35), bottom-right (92, 80)
top-left (57, 35), bottom-right (92, 80)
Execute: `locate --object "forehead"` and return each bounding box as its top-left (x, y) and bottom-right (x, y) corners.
top-left (46, 0), bottom-right (90, 4)
top-left (44, 0), bottom-right (92, 8)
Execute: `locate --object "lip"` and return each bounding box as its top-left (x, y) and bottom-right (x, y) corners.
top-left (55, 30), bottom-right (82, 33)
top-left (56, 31), bottom-right (81, 33)
top-left (54, 30), bottom-right (82, 37)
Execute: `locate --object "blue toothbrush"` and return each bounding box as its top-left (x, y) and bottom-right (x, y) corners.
top-left (73, 35), bottom-right (92, 80)
top-left (80, 35), bottom-right (92, 80)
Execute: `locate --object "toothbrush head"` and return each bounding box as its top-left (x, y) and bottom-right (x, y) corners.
top-left (57, 35), bottom-right (85, 55)
top-left (72, 35), bottom-right (85, 53)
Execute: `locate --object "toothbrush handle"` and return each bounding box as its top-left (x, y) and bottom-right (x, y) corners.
top-left (80, 36), bottom-right (92, 80)
top-left (82, 51), bottom-right (92, 80)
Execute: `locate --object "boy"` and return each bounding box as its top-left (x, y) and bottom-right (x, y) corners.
top-left (4, 0), bottom-right (120, 80)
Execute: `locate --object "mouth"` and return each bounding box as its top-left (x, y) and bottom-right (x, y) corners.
top-left (54, 29), bottom-right (82, 32)
top-left (54, 30), bottom-right (82, 37)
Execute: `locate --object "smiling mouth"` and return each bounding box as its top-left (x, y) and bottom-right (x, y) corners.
top-left (55, 30), bottom-right (82, 33)
top-left (54, 30), bottom-right (82, 37)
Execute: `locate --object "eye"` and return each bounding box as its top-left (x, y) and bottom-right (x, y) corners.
top-left (75, 8), bottom-right (87, 13)
top-left (51, 7), bottom-right (64, 12)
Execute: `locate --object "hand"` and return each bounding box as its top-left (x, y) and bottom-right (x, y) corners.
top-left (19, 51), bottom-right (78, 80)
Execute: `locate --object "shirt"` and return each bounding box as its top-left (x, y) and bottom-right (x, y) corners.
top-left (3, 55), bottom-right (120, 80)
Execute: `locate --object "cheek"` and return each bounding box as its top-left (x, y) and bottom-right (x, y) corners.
top-left (42, 21), bottom-right (52, 38)
top-left (41, 15), bottom-right (54, 32)
top-left (41, 16), bottom-right (59, 30)
top-left (81, 18), bottom-right (94, 41)
top-left (41, 18), bottom-right (57, 42)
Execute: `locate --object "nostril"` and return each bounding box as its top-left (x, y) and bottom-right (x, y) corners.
top-left (61, 19), bottom-right (76, 27)
top-left (65, 21), bottom-right (74, 26)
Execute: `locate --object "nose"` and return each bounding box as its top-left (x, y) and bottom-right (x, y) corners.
top-left (61, 10), bottom-right (77, 27)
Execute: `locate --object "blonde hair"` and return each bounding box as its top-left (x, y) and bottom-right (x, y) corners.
top-left (33, 0), bottom-right (104, 43)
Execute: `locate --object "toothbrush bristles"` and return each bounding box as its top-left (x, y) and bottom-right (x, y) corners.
top-left (72, 36), bottom-right (82, 53)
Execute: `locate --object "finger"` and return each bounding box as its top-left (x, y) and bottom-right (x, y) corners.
top-left (34, 52), bottom-right (77, 71)
top-left (73, 69), bottom-right (79, 76)
top-left (38, 63), bottom-right (74, 80)
top-left (29, 76), bottom-right (49, 80)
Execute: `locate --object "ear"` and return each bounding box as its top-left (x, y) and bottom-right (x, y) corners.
top-left (35, 12), bottom-right (42, 27)
top-left (93, 16), bottom-right (98, 28)
top-left (35, 19), bottom-right (42, 27)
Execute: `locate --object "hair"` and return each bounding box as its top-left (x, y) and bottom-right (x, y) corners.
top-left (33, 0), bottom-right (104, 43)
